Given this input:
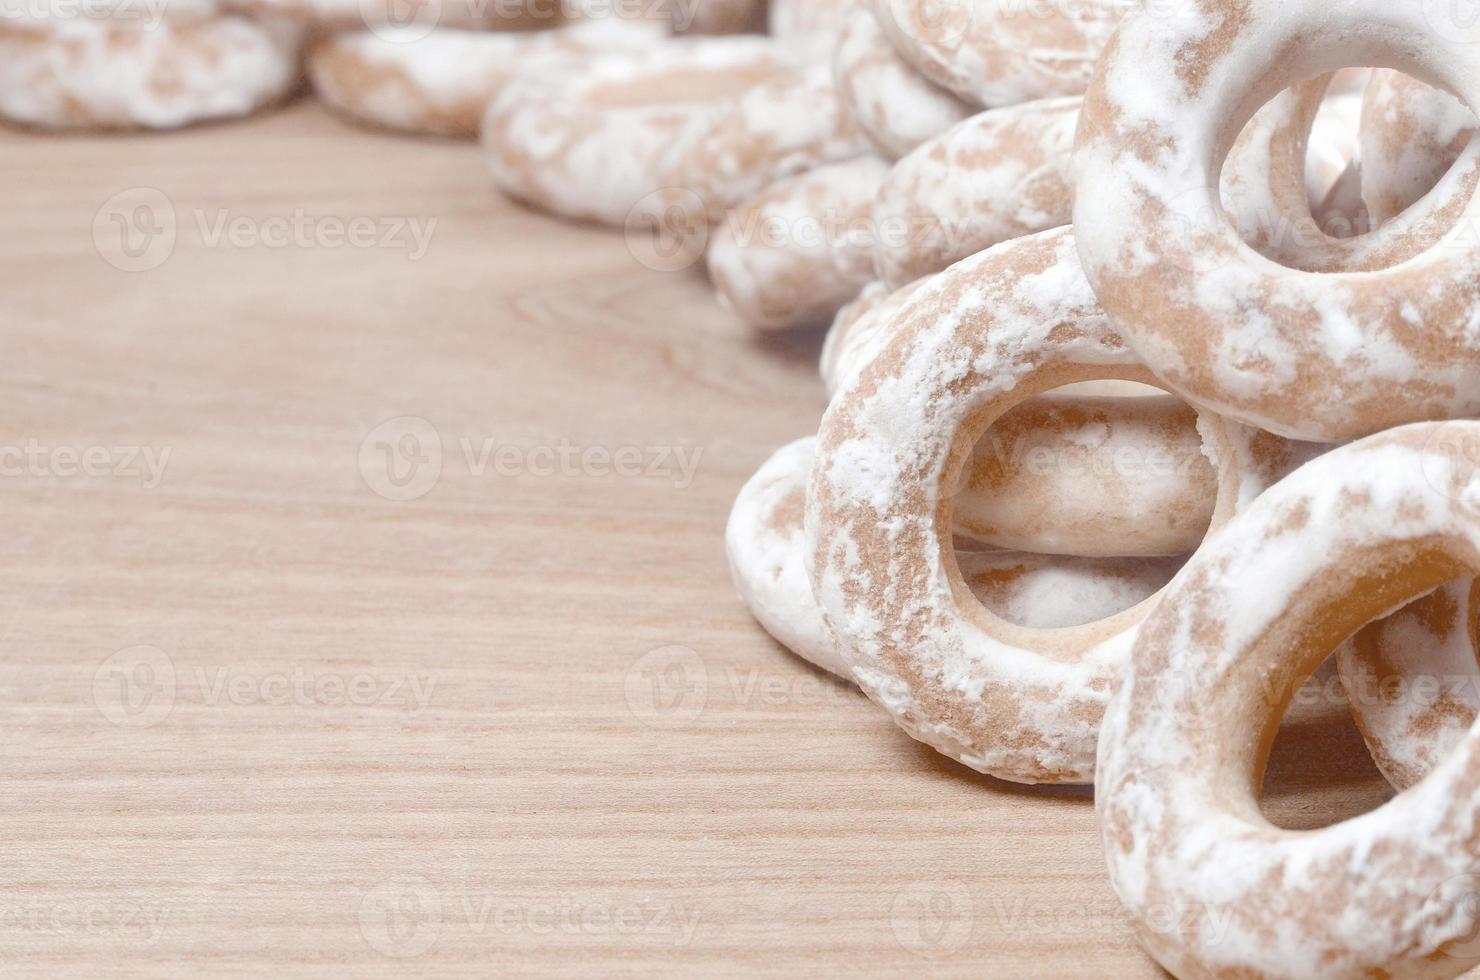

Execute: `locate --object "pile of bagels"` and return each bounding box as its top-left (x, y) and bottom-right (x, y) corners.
top-left (724, 2), bottom-right (1480, 978)
top-left (20, 0), bottom-right (1480, 973)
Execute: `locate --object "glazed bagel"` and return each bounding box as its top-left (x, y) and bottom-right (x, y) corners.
top-left (0, 13), bottom-right (305, 130)
top-left (707, 155), bottom-right (889, 331)
top-left (481, 35), bottom-right (801, 225)
top-left (867, 0), bottom-right (1129, 106)
top-left (1097, 421), bottom-right (1480, 978)
top-left (729, 436), bottom-right (1183, 678)
top-left (1360, 69), bottom-right (1478, 226)
top-left (654, 61), bottom-right (872, 227)
top-left (870, 97), bottom-right (1078, 287)
top-left (831, 3), bottom-right (974, 161)
top-left (1074, 0), bottom-right (1480, 442)
top-left (308, 22), bottom-right (653, 137)
top-left (1336, 580), bottom-right (1480, 790)
top-left (806, 227), bottom-right (1314, 782)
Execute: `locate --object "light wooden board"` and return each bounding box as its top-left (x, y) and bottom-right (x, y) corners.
top-left (0, 101), bottom-right (1402, 977)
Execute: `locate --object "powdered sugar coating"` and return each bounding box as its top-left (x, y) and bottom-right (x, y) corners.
top-left (868, 0), bottom-right (1131, 106)
top-left (707, 155), bottom-right (889, 331)
top-left (1074, 0), bottom-right (1480, 442)
top-left (481, 35), bottom-right (801, 225)
top-left (729, 436), bottom-right (1182, 677)
top-left (1221, 72), bottom-right (1469, 273)
top-left (0, 13), bottom-right (303, 130)
top-left (1337, 579), bottom-right (1480, 790)
top-left (1360, 69), bottom-right (1479, 226)
top-left (656, 60), bottom-right (873, 225)
top-left (1097, 422), bottom-right (1480, 978)
top-left (309, 23), bottom-right (654, 137)
top-left (871, 96), bottom-right (1078, 287)
top-left (831, 3), bottom-right (974, 161)
top-left (805, 227), bottom-right (1282, 783)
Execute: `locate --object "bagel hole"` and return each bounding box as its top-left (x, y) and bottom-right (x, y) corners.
top-left (1223, 69), bottom-right (1371, 259)
top-left (1302, 68), bottom-right (1369, 239)
top-left (1258, 655), bottom-right (1396, 830)
top-left (1259, 568), bottom-right (1480, 830)
top-left (950, 382), bottom-right (1213, 629)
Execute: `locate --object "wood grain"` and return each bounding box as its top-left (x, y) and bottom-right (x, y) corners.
top-left (0, 101), bottom-right (1402, 977)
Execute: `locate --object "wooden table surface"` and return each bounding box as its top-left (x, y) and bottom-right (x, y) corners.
top-left (0, 99), bottom-right (1407, 977)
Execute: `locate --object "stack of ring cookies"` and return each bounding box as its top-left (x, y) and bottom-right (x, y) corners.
top-left (719, 0), bottom-right (1480, 972)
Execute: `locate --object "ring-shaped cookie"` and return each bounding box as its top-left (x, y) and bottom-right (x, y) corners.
top-left (654, 61), bottom-right (871, 227)
top-left (1360, 68), bottom-right (1478, 226)
top-left (870, 96), bottom-right (1079, 287)
top-left (1221, 72), bottom-right (1475, 273)
top-left (309, 24), bottom-right (652, 137)
top-left (806, 226), bottom-right (1311, 782)
top-left (481, 35), bottom-right (801, 225)
top-left (1097, 421), bottom-right (1480, 978)
top-left (0, 13), bottom-right (305, 130)
top-left (867, 0), bottom-right (1127, 106)
top-left (831, 3), bottom-right (974, 161)
top-left (729, 436), bottom-right (1183, 679)
top-left (707, 155), bottom-right (888, 331)
top-left (1336, 579), bottom-right (1480, 790)
top-left (1074, 0), bottom-right (1480, 442)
